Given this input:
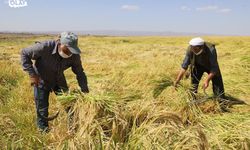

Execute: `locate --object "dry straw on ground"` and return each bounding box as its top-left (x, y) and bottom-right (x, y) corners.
top-left (0, 34), bottom-right (249, 149)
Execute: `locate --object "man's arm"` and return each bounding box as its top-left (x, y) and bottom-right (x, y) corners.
top-left (209, 47), bottom-right (219, 74)
top-left (21, 42), bottom-right (43, 86)
top-left (203, 72), bottom-right (215, 89)
top-left (71, 55), bottom-right (89, 93)
top-left (203, 47), bottom-right (219, 89)
top-left (174, 68), bottom-right (186, 87)
top-left (174, 49), bottom-right (191, 87)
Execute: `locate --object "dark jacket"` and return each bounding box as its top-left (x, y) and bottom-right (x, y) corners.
top-left (181, 42), bottom-right (220, 74)
top-left (21, 40), bottom-right (88, 91)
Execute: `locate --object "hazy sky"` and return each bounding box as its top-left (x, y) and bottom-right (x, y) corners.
top-left (1, 0), bottom-right (250, 35)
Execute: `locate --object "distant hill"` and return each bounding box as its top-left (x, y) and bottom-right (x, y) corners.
top-left (0, 30), bottom-right (213, 36)
top-left (73, 30), bottom-right (211, 36)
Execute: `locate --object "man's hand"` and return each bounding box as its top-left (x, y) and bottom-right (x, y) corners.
top-left (203, 80), bottom-right (209, 90)
top-left (81, 85), bottom-right (89, 93)
top-left (174, 68), bottom-right (186, 88)
top-left (30, 75), bottom-right (40, 86)
top-left (174, 80), bottom-right (180, 88)
top-left (203, 72), bottom-right (215, 90)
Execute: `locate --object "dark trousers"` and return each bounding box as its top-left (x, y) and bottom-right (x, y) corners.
top-left (190, 65), bottom-right (225, 98)
top-left (34, 85), bottom-right (73, 130)
top-left (34, 85), bottom-right (50, 129)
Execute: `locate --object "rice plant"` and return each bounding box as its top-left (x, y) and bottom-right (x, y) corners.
top-left (0, 34), bottom-right (249, 149)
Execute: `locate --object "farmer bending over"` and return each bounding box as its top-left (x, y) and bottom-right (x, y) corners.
top-left (21, 32), bottom-right (89, 133)
top-left (174, 37), bottom-right (226, 103)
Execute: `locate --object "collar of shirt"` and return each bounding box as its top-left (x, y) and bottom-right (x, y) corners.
top-left (52, 41), bottom-right (59, 55)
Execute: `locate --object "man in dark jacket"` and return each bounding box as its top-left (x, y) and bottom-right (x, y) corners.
top-left (21, 32), bottom-right (89, 132)
top-left (174, 37), bottom-right (225, 100)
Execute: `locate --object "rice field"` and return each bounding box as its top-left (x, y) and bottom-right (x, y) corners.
top-left (0, 33), bottom-right (249, 149)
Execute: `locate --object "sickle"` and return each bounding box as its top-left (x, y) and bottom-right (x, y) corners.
top-left (37, 107), bottom-right (60, 121)
top-left (189, 88), bottom-right (214, 105)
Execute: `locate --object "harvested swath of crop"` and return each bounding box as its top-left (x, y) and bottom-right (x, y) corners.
top-left (0, 34), bottom-right (249, 149)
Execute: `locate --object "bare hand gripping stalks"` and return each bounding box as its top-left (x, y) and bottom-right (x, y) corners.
top-left (34, 84), bottom-right (60, 121)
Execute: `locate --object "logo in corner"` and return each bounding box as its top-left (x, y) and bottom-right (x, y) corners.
top-left (8, 0), bottom-right (28, 8)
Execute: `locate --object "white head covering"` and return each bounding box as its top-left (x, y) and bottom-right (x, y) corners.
top-left (189, 37), bottom-right (205, 46)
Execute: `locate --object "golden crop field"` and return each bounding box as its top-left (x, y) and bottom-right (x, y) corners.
top-left (0, 33), bottom-right (250, 149)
